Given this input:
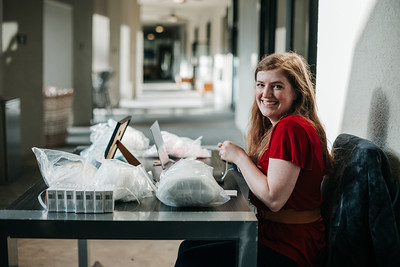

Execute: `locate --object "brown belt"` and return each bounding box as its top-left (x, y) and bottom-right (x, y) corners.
top-left (258, 208), bottom-right (321, 224)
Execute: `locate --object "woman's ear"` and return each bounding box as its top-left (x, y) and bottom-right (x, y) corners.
top-left (293, 89), bottom-right (299, 101)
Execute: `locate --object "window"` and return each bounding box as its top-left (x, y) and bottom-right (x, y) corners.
top-left (259, 0), bottom-right (318, 76)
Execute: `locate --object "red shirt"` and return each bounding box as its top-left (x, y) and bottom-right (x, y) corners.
top-left (250, 115), bottom-right (326, 267)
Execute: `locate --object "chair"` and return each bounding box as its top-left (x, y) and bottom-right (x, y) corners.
top-left (321, 134), bottom-right (400, 266)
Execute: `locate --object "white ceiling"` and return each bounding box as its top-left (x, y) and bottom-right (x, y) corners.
top-left (138, 0), bottom-right (231, 25)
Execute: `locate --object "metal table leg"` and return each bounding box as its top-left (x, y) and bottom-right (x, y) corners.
top-left (78, 239), bottom-right (89, 267)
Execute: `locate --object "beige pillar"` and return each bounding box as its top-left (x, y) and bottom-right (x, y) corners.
top-left (107, 0), bottom-right (141, 102)
top-left (3, 0), bottom-right (44, 157)
top-left (107, 0), bottom-right (121, 107)
top-left (123, 0), bottom-right (141, 99)
top-left (72, 0), bottom-right (94, 126)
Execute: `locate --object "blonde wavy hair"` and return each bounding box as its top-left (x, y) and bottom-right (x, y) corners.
top-left (247, 52), bottom-right (333, 173)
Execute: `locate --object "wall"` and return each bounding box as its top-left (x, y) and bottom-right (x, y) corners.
top-left (210, 7), bottom-right (226, 56)
top-left (124, 0), bottom-right (141, 99)
top-left (316, 0), bottom-right (400, 179)
top-left (92, 14), bottom-right (110, 73)
top-left (176, 1), bottom-right (229, 61)
top-left (1, 0), bottom-right (93, 155)
top-left (293, 0), bottom-right (308, 58)
top-left (2, 0), bottom-right (44, 157)
top-left (0, 0), bottom-right (3, 95)
top-left (72, 0), bottom-right (94, 126)
top-left (93, 0), bottom-right (141, 101)
top-left (235, 0), bottom-right (259, 137)
top-left (108, 0), bottom-right (122, 106)
top-left (44, 0), bottom-right (73, 89)
top-left (274, 0), bottom-right (286, 53)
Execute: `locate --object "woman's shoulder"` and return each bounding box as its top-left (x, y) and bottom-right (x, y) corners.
top-left (276, 115), bottom-right (311, 129)
top-left (273, 116), bottom-right (317, 139)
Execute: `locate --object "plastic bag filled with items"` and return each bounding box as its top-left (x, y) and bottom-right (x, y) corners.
top-left (143, 131), bottom-right (211, 159)
top-left (32, 147), bottom-right (94, 187)
top-left (80, 119), bottom-right (150, 163)
top-left (93, 158), bottom-right (154, 202)
top-left (32, 147), bottom-right (155, 208)
top-left (156, 159), bottom-right (230, 207)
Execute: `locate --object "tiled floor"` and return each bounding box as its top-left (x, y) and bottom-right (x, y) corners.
top-left (17, 239), bottom-right (182, 267)
top-left (1, 86), bottom-right (246, 266)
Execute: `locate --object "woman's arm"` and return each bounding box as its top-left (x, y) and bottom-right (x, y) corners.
top-left (218, 141), bottom-right (300, 212)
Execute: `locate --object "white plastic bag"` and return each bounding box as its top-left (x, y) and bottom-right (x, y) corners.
top-left (93, 159), bottom-right (154, 202)
top-left (80, 119), bottom-right (150, 161)
top-left (32, 147), bottom-right (96, 187)
top-left (32, 147), bottom-right (154, 203)
top-left (156, 159), bottom-right (230, 207)
top-left (143, 131), bottom-right (211, 158)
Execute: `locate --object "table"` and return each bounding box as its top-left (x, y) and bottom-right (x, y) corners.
top-left (0, 150), bottom-right (258, 267)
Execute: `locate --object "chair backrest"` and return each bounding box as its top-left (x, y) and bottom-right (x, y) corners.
top-left (321, 133), bottom-right (400, 266)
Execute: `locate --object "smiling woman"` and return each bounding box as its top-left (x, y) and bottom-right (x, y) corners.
top-left (231, 52), bottom-right (333, 266)
top-left (176, 52), bottom-right (334, 267)
top-left (255, 69), bottom-right (297, 126)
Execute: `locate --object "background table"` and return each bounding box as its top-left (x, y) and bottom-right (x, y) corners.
top-left (0, 150), bottom-right (258, 267)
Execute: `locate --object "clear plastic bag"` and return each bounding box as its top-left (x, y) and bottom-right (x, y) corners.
top-left (143, 131), bottom-right (211, 158)
top-left (80, 119), bottom-right (150, 162)
top-left (156, 159), bottom-right (230, 207)
top-left (32, 147), bottom-right (96, 187)
top-left (93, 159), bottom-right (154, 202)
top-left (32, 147), bottom-right (154, 202)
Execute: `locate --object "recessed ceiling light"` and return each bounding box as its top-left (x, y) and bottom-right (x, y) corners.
top-left (155, 26), bottom-right (164, 33)
top-left (147, 33), bottom-right (155, 40)
top-left (169, 14), bottom-right (178, 23)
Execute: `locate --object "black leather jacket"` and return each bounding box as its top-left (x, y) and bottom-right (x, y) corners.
top-left (322, 134), bottom-right (400, 267)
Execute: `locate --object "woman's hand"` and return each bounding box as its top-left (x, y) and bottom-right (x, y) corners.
top-left (217, 141), bottom-right (300, 212)
top-left (217, 141), bottom-right (246, 164)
